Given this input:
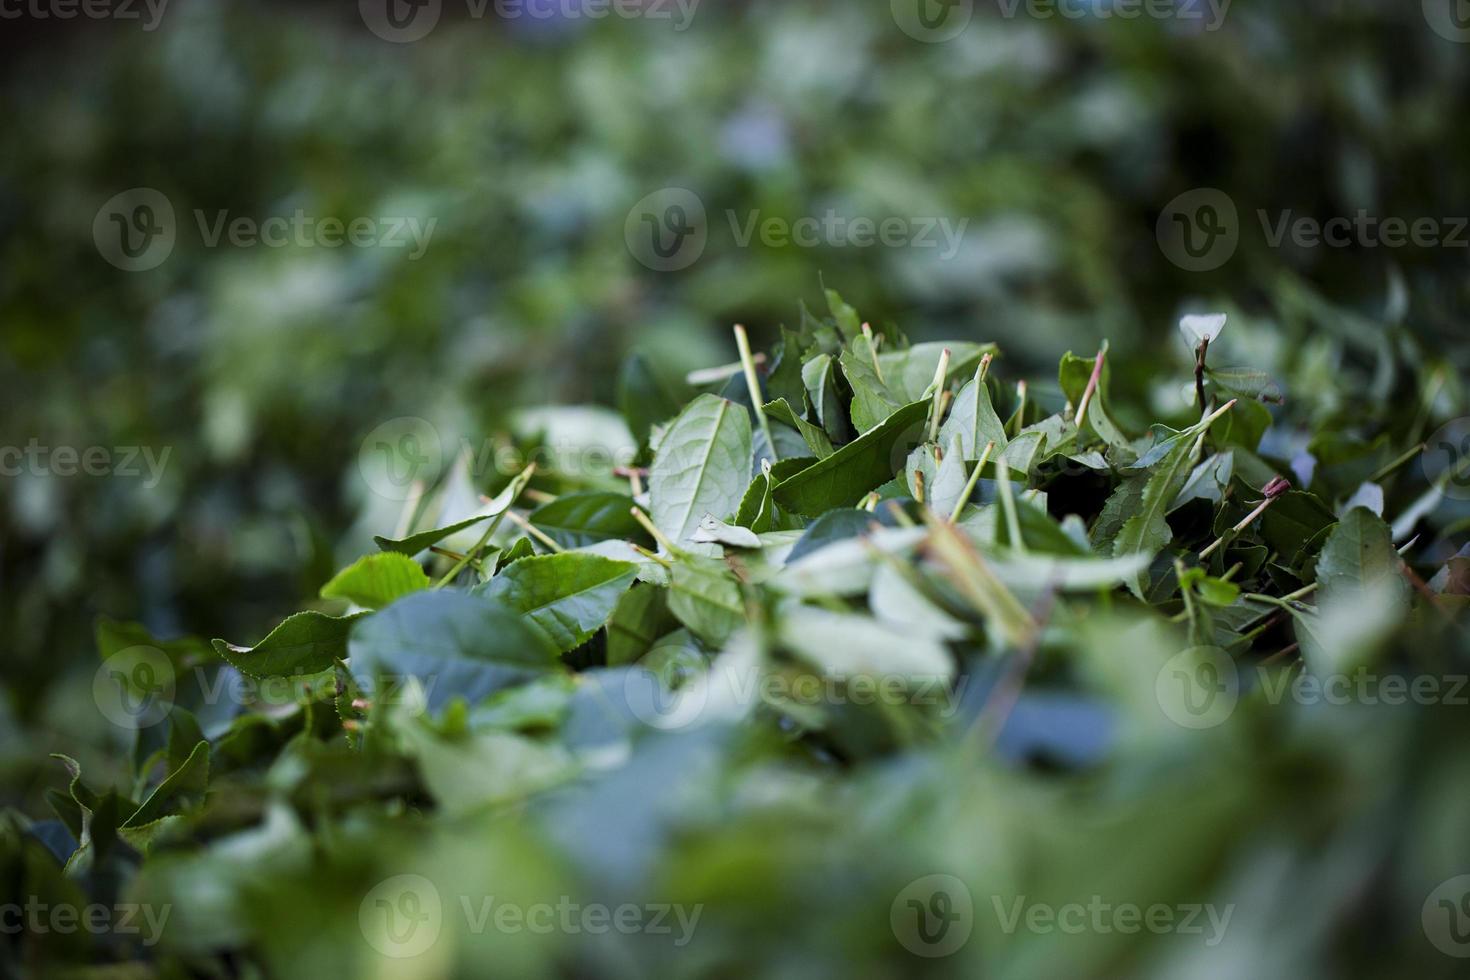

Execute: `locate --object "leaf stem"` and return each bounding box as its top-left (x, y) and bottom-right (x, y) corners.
top-left (949, 440), bottom-right (997, 522)
top-left (1194, 338), bottom-right (1211, 414)
top-left (734, 324), bottom-right (778, 463)
top-left (1009, 381), bottom-right (1028, 438)
top-left (629, 506), bottom-right (680, 555)
top-left (861, 322), bottom-right (885, 384)
top-left (1370, 442), bottom-right (1426, 485)
top-left (996, 458), bottom-right (1026, 555)
top-left (926, 347), bottom-right (952, 444)
top-left (1075, 347), bottom-right (1106, 434)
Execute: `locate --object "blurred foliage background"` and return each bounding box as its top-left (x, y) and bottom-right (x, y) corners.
top-left (3, 0), bottom-right (1470, 904)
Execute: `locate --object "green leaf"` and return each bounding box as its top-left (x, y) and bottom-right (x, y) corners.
top-left (824, 287), bottom-right (862, 340)
top-left (528, 492), bottom-right (650, 549)
top-left (1296, 509), bottom-right (1411, 675)
top-left (1058, 350), bottom-right (1130, 452)
top-left (764, 326), bottom-right (810, 409)
top-left (348, 590), bottom-right (562, 713)
top-left (1316, 508), bottom-right (1409, 601)
top-left (772, 400), bottom-right (929, 517)
top-left (877, 342), bottom-right (994, 403)
top-left (668, 557), bottom-right (744, 647)
top-left (606, 583), bottom-right (677, 666)
top-left (616, 352), bottom-right (684, 449)
top-left (840, 334), bottom-right (907, 434)
top-left (1113, 407), bottom-right (1233, 596)
top-left (802, 353), bottom-right (850, 443)
top-left (649, 394), bottom-right (753, 547)
top-left (374, 466), bottom-right (534, 556)
top-left (481, 553), bottom-right (639, 654)
top-left (124, 741), bottom-right (209, 830)
top-left (939, 371), bottom-right (1008, 459)
top-left (763, 397), bottom-right (834, 459)
top-left (212, 611), bottom-right (365, 679)
top-left (319, 553), bottom-right (430, 610)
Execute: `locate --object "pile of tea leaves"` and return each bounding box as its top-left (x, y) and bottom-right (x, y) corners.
top-left (9, 291), bottom-right (1470, 978)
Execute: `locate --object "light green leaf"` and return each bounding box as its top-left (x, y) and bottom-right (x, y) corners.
top-left (319, 553), bottom-right (430, 610)
top-left (649, 394), bottom-right (753, 546)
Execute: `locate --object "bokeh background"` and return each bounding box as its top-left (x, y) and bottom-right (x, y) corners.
top-left (4, 0), bottom-right (1470, 937)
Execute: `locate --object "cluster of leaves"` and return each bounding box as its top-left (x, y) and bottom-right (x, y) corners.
top-left (7, 290), bottom-right (1470, 977)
